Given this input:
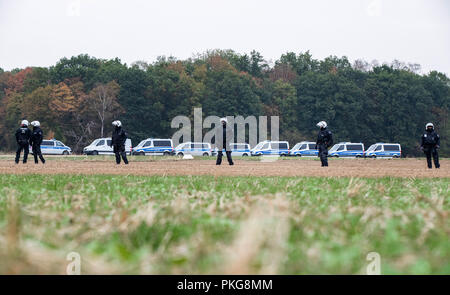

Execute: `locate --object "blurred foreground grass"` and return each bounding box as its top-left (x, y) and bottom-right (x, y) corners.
top-left (0, 174), bottom-right (448, 274)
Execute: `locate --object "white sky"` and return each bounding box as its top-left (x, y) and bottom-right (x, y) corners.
top-left (0, 0), bottom-right (449, 75)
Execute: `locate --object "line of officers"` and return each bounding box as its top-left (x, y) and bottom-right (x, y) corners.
top-left (14, 119), bottom-right (129, 165)
top-left (14, 119), bottom-right (441, 169)
top-left (314, 121), bottom-right (440, 169)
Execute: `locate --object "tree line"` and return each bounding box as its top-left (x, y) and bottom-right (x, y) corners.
top-left (0, 50), bottom-right (448, 156)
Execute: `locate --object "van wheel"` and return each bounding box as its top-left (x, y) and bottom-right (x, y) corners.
top-left (296, 154), bottom-right (302, 157)
top-left (393, 155), bottom-right (399, 158)
top-left (62, 151), bottom-right (69, 155)
top-left (242, 153), bottom-right (248, 157)
top-left (92, 151), bottom-right (98, 156)
top-left (203, 152), bottom-right (209, 156)
top-left (177, 152), bottom-right (184, 157)
top-left (356, 155), bottom-right (361, 158)
top-left (371, 155), bottom-right (376, 159)
top-left (163, 151), bottom-right (170, 156)
top-left (139, 151), bottom-right (145, 156)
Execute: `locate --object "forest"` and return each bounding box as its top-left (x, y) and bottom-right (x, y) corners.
top-left (0, 50), bottom-right (448, 156)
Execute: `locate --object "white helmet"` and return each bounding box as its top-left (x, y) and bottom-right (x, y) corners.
top-left (31, 121), bottom-right (40, 127)
top-left (316, 121), bottom-right (327, 128)
top-left (426, 122), bottom-right (434, 129)
top-left (112, 120), bottom-right (122, 127)
top-left (21, 120), bottom-right (29, 126)
top-left (220, 117), bottom-right (228, 124)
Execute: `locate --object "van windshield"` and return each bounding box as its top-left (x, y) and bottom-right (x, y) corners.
top-left (136, 140), bottom-right (146, 148)
top-left (329, 145), bottom-right (340, 152)
top-left (253, 142), bottom-right (266, 150)
top-left (367, 144), bottom-right (377, 152)
top-left (292, 143), bottom-right (302, 150)
top-left (90, 139), bottom-right (99, 146)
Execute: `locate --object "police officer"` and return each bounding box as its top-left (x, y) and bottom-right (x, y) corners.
top-left (29, 121), bottom-right (46, 164)
top-left (420, 122), bottom-right (440, 169)
top-left (15, 120), bottom-right (32, 164)
top-left (216, 117), bottom-right (234, 166)
top-left (110, 120), bottom-right (129, 165)
top-left (315, 121), bottom-right (333, 167)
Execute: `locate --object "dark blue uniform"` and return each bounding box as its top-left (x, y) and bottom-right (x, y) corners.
top-left (15, 126), bottom-right (32, 164)
top-left (216, 124), bottom-right (234, 165)
top-left (110, 126), bottom-right (129, 164)
top-left (30, 126), bottom-right (46, 164)
top-left (316, 127), bottom-right (333, 167)
top-left (421, 129), bottom-right (440, 169)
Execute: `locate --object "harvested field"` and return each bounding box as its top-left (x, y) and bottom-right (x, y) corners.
top-left (0, 156), bottom-right (449, 178)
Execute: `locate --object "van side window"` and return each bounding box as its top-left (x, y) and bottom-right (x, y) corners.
top-left (279, 143), bottom-right (288, 149)
top-left (107, 140), bottom-right (112, 146)
top-left (42, 140), bottom-right (53, 146)
top-left (202, 144), bottom-right (209, 149)
top-left (56, 141), bottom-right (64, 147)
top-left (262, 143), bottom-right (269, 149)
top-left (347, 144), bottom-right (363, 151)
top-left (154, 140), bottom-right (171, 147)
top-left (300, 144), bottom-right (307, 150)
top-left (375, 145), bottom-right (382, 151)
top-left (308, 144), bottom-right (316, 149)
top-left (337, 145), bottom-right (344, 151)
top-left (143, 141), bottom-right (152, 147)
top-left (384, 145), bottom-right (399, 151)
top-left (97, 140), bottom-right (105, 146)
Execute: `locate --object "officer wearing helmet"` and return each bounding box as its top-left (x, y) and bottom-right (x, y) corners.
top-left (216, 117), bottom-right (234, 166)
top-left (315, 121), bottom-right (333, 167)
top-left (420, 123), bottom-right (440, 169)
top-left (110, 120), bottom-right (129, 165)
top-left (15, 120), bottom-right (32, 164)
top-left (29, 121), bottom-right (46, 164)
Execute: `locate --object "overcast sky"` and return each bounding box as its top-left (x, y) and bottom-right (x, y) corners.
top-left (0, 0), bottom-right (449, 75)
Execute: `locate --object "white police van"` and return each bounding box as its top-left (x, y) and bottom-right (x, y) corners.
top-left (364, 143), bottom-right (401, 158)
top-left (174, 142), bottom-right (212, 157)
top-left (213, 143), bottom-right (251, 156)
top-left (251, 140), bottom-right (290, 156)
top-left (83, 138), bottom-right (132, 155)
top-left (230, 143), bottom-right (251, 156)
top-left (329, 142), bottom-right (365, 158)
top-left (289, 141), bottom-right (318, 157)
top-left (31, 139), bottom-right (72, 155)
top-left (132, 138), bottom-right (173, 156)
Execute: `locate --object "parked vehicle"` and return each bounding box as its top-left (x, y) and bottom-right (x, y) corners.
top-left (289, 141), bottom-right (318, 157)
top-left (250, 140), bottom-right (289, 156)
top-left (328, 142), bottom-right (365, 157)
top-left (83, 138), bottom-right (132, 155)
top-left (364, 143), bottom-right (401, 158)
top-left (173, 142), bottom-right (212, 157)
top-left (132, 138), bottom-right (173, 156)
top-left (229, 143), bottom-right (251, 156)
top-left (30, 139), bottom-right (72, 155)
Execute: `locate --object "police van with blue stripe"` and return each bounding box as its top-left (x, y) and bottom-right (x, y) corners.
top-left (213, 143), bottom-right (251, 156)
top-left (32, 139), bottom-right (72, 155)
top-left (173, 142), bottom-right (213, 157)
top-left (328, 142), bottom-right (365, 158)
top-left (250, 140), bottom-right (290, 156)
top-left (289, 141), bottom-right (318, 157)
top-left (364, 143), bottom-right (401, 158)
top-left (132, 138), bottom-right (173, 156)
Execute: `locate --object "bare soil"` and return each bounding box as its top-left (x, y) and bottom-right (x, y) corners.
top-left (0, 157), bottom-right (449, 178)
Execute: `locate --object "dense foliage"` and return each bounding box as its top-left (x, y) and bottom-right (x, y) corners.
top-left (0, 50), bottom-right (448, 156)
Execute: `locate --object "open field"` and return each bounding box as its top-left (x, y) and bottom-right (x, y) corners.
top-left (0, 156), bottom-right (448, 274)
top-left (0, 155), bottom-right (449, 178)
